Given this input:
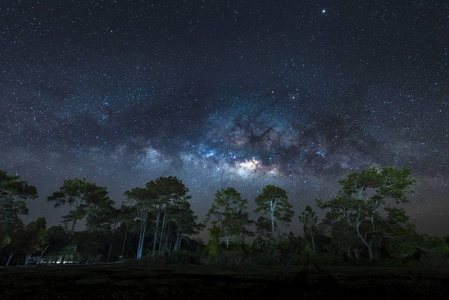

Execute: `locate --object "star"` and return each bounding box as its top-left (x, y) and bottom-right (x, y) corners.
top-left (0, 1), bottom-right (447, 237)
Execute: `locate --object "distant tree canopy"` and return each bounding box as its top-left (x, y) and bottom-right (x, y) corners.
top-left (254, 185), bottom-right (294, 239)
top-left (316, 166), bottom-right (416, 261)
top-left (206, 187), bottom-right (253, 248)
top-left (47, 178), bottom-right (114, 234)
top-left (0, 170), bottom-right (37, 245)
top-left (1, 166), bottom-right (449, 266)
top-left (298, 205), bottom-right (318, 252)
top-left (124, 176), bottom-right (202, 259)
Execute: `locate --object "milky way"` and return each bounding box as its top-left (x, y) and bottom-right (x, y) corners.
top-left (1, 1), bottom-right (448, 236)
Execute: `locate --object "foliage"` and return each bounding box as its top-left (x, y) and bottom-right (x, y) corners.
top-left (169, 199), bottom-right (204, 251)
top-left (72, 230), bottom-right (107, 263)
top-left (146, 176), bottom-right (192, 257)
top-left (2, 167), bottom-right (449, 268)
top-left (419, 251), bottom-right (449, 267)
top-left (254, 185), bottom-right (294, 239)
top-left (124, 176), bottom-right (200, 259)
top-left (59, 245), bottom-right (78, 262)
top-left (416, 234), bottom-right (449, 255)
top-left (0, 234), bottom-right (11, 249)
top-left (206, 187), bottom-right (252, 247)
top-left (330, 220), bottom-right (364, 259)
top-left (298, 205), bottom-right (318, 252)
top-left (254, 216), bottom-right (274, 241)
top-left (45, 226), bottom-right (70, 259)
top-left (47, 178), bottom-right (113, 234)
top-left (123, 186), bottom-right (152, 259)
top-left (86, 205), bottom-right (120, 232)
top-left (206, 221), bottom-right (221, 256)
top-left (23, 217), bottom-right (49, 258)
top-left (316, 166), bottom-right (415, 261)
top-left (249, 234), bottom-right (307, 266)
top-left (3, 218), bottom-right (48, 265)
top-left (167, 250), bottom-right (200, 265)
top-left (0, 170), bottom-right (37, 235)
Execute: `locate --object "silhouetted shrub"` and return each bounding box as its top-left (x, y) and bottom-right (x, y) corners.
top-left (167, 250), bottom-right (200, 265)
top-left (419, 252), bottom-right (449, 267)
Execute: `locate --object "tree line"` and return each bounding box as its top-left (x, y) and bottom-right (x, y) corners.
top-left (0, 167), bottom-right (448, 266)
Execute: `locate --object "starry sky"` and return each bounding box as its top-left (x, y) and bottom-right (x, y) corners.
top-left (1, 1), bottom-right (448, 236)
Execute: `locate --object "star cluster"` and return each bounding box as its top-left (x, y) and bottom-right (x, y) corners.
top-left (1, 1), bottom-right (448, 235)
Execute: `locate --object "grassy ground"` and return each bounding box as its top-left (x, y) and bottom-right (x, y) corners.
top-left (1, 260), bottom-right (448, 299)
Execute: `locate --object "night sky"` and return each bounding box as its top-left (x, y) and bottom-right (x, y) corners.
top-left (1, 1), bottom-right (448, 237)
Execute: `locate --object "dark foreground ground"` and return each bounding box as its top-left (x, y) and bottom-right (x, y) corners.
top-left (1, 261), bottom-right (448, 300)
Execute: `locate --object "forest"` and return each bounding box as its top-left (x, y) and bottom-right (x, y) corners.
top-left (1, 166), bottom-right (448, 267)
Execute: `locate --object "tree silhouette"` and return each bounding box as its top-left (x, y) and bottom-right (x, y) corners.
top-left (317, 166), bottom-right (415, 261)
top-left (0, 170), bottom-right (37, 252)
top-left (254, 185), bottom-right (294, 240)
top-left (48, 178), bottom-right (113, 234)
top-left (298, 205), bottom-right (318, 252)
top-left (206, 187), bottom-right (252, 248)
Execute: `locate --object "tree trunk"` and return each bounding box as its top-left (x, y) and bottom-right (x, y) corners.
top-left (177, 235), bottom-right (182, 251)
top-left (152, 211), bottom-right (161, 256)
top-left (158, 209), bottom-right (167, 257)
top-left (356, 215), bottom-right (373, 261)
top-left (136, 232), bottom-right (141, 259)
top-left (137, 216), bottom-right (146, 260)
top-left (163, 235), bottom-right (169, 256)
top-left (25, 254), bottom-right (31, 265)
top-left (344, 248), bottom-right (352, 259)
top-left (174, 232), bottom-right (180, 251)
top-left (70, 218), bottom-right (77, 235)
top-left (270, 199), bottom-right (278, 240)
top-left (140, 221), bottom-right (146, 259)
top-left (40, 245), bottom-right (49, 257)
top-left (6, 254), bottom-right (13, 266)
top-left (107, 227), bottom-right (117, 262)
top-left (310, 233), bottom-right (316, 253)
top-left (353, 249), bottom-right (360, 260)
top-left (107, 242), bottom-right (113, 262)
top-left (137, 231), bottom-right (142, 259)
top-left (163, 222), bottom-right (170, 256)
top-left (121, 225), bottom-right (128, 259)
